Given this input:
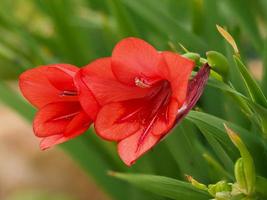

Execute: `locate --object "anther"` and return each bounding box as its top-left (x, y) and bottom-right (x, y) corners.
top-left (135, 77), bottom-right (151, 88)
top-left (61, 90), bottom-right (77, 96)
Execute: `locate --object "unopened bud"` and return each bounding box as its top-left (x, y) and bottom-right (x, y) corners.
top-left (224, 125), bottom-right (255, 195)
top-left (206, 51), bottom-right (229, 77)
top-left (185, 175), bottom-right (208, 191)
top-left (235, 158), bottom-right (247, 192)
top-left (208, 181), bottom-right (231, 197)
top-left (182, 52), bottom-right (200, 63)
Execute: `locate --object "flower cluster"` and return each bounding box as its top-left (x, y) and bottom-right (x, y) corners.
top-left (19, 37), bottom-right (210, 166)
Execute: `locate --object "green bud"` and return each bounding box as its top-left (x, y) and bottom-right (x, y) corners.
top-left (224, 125), bottom-right (256, 195)
top-left (186, 175), bottom-right (208, 191)
top-left (182, 52), bottom-right (200, 63)
top-left (208, 181), bottom-right (232, 197)
top-left (210, 70), bottom-right (223, 81)
top-left (206, 51), bottom-right (229, 77)
top-left (215, 191), bottom-right (231, 200)
top-left (235, 158), bottom-right (247, 192)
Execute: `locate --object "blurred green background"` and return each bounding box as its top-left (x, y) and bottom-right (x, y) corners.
top-left (1, 0), bottom-right (267, 200)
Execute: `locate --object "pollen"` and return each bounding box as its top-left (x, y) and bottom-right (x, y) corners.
top-left (135, 77), bottom-right (151, 88)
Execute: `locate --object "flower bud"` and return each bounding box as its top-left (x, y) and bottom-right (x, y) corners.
top-left (186, 175), bottom-right (208, 191)
top-left (206, 51), bottom-right (229, 77)
top-left (208, 181), bottom-right (232, 197)
top-left (215, 191), bottom-right (231, 200)
top-left (182, 52), bottom-right (200, 63)
top-left (235, 158), bottom-right (247, 192)
top-left (224, 125), bottom-right (256, 195)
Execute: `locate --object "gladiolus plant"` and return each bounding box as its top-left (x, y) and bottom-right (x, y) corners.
top-left (1, 1), bottom-right (267, 200)
top-left (19, 37), bottom-right (210, 166)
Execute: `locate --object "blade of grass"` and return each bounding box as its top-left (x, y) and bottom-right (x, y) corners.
top-left (110, 172), bottom-right (211, 200)
top-left (233, 56), bottom-right (267, 108)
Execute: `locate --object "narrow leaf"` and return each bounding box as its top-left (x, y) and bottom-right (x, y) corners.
top-left (233, 56), bottom-right (267, 108)
top-left (110, 172), bottom-right (211, 200)
top-left (187, 111), bottom-right (267, 177)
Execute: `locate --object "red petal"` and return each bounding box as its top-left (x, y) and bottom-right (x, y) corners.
top-left (94, 102), bottom-right (140, 141)
top-left (118, 129), bottom-right (162, 166)
top-left (159, 52), bottom-right (195, 105)
top-left (111, 37), bottom-right (161, 86)
top-left (19, 65), bottom-right (78, 109)
top-left (40, 135), bottom-right (67, 150)
top-left (64, 111), bottom-right (91, 136)
top-left (33, 102), bottom-right (83, 137)
top-left (79, 57), bottom-right (153, 106)
top-left (19, 66), bottom-right (62, 108)
top-left (45, 64), bottom-right (78, 91)
top-left (39, 111), bottom-right (92, 150)
top-left (74, 71), bottom-right (100, 120)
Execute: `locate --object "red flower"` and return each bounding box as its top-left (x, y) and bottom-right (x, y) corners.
top-left (77, 37), bottom-right (210, 166)
top-left (19, 64), bottom-right (92, 150)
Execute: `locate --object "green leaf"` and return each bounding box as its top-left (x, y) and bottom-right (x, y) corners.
top-left (233, 56), bottom-right (267, 108)
top-left (207, 77), bottom-right (253, 117)
top-left (186, 111), bottom-right (267, 177)
top-left (165, 121), bottom-right (209, 181)
top-left (195, 121), bottom-right (235, 172)
top-left (110, 172), bottom-right (211, 200)
top-left (208, 76), bottom-right (267, 139)
top-left (122, 0), bottom-right (207, 51)
top-left (203, 153), bottom-right (233, 181)
top-left (249, 102), bottom-right (267, 138)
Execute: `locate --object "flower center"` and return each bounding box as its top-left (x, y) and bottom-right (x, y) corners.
top-left (117, 80), bottom-right (172, 148)
top-left (135, 77), bottom-right (151, 88)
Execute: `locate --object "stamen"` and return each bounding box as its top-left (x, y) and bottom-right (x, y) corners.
top-left (177, 103), bottom-right (187, 114)
top-left (52, 111), bottom-right (80, 121)
top-left (61, 90), bottom-right (77, 96)
top-left (135, 77), bottom-right (151, 88)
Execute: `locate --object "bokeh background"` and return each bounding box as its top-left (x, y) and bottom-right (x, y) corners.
top-left (0, 0), bottom-right (267, 200)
